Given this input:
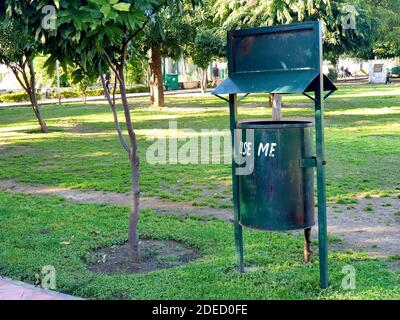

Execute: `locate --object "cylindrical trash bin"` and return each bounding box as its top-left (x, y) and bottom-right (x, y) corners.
top-left (237, 120), bottom-right (315, 231)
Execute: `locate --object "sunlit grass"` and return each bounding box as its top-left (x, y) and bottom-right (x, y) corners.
top-left (0, 191), bottom-right (398, 300)
top-left (0, 83), bottom-right (399, 299)
top-left (1, 83), bottom-right (399, 204)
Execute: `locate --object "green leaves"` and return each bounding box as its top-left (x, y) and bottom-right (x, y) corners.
top-left (100, 4), bottom-right (112, 17)
top-left (112, 2), bottom-right (131, 12)
top-left (213, 0), bottom-right (332, 29)
top-left (190, 29), bottom-right (225, 69)
top-left (96, 1), bottom-right (132, 20)
top-left (0, 17), bottom-right (35, 66)
top-left (53, 0), bottom-right (60, 9)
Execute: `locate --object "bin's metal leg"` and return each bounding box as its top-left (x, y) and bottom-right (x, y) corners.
top-left (234, 201), bottom-right (244, 273)
top-left (304, 227), bottom-right (313, 263)
top-left (315, 81), bottom-right (329, 288)
top-left (233, 173), bottom-right (244, 273)
top-left (229, 94), bottom-right (244, 273)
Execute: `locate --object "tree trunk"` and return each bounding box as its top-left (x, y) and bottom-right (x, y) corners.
top-left (199, 68), bottom-right (208, 94)
top-left (30, 94), bottom-right (49, 133)
top-left (128, 150), bottom-right (140, 263)
top-left (271, 94), bottom-right (282, 121)
top-left (12, 61), bottom-right (49, 133)
top-left (28, 62), bottom-right (49, 133)
top-left (149, 46), bottom-right (165, 107)
top-left (118, 65), bottom-right (141, 263)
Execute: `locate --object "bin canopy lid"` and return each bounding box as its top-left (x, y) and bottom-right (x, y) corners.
top-left (212, 21), bottom-right (337, 95)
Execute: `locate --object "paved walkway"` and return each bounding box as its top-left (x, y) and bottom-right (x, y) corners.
top-left (0, 88), bottom-right (204, 108)
top-left (0, 277), bottom-right (82, 300)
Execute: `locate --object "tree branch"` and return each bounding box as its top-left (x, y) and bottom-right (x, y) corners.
top-left (102, 49), bottom-right (123, 83)
top-left (117, 64), bottom-right (137, 151)
top-left (126, 16), bottom-right (151, 45)
top-left (101, 73), bottom-right (130, 153)
top-left (123, 2), bottom-right (164, 48)
top-left (112, 74), bottom-right (117, 107)
top-left (10, 67), bottom-right (28, 92)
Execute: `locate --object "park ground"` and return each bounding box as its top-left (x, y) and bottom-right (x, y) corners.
top-left (0, 83), bottom-right (399, 299)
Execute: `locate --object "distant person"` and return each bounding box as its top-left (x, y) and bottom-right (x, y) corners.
top-left (344, 67), bottom-right (353, 78)
top-left (385, 71), bottom-right (392, 85)
top-left (104, 72), bottom-right (111, 94)
top-left (212, 63), bottom-right (220, 87)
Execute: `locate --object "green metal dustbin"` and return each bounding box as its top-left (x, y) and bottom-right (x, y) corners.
top-left (212, 21), bottom-right (337, 288)
top-left (237, 120), bottom-right (315, 231)
top-left (165, 73), bottom-right (179, 90)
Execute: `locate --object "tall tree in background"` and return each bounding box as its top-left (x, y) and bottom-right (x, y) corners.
top-left (190, 29), bottom-right (225, 93)
top-left (186, 0), bottom-right (225, 94)
top-left (0, 13), bottom-right (48, 133)
top-left (213, 0), bottom-right (377, 64)
top-left (141, 4), bottom-right (197, 107)
top-left (321, 0), bottom-right (377, 64)
top-left (213, 0), bottom-right (332, 29)
top-left (367, 0), bottom-right (400, 58)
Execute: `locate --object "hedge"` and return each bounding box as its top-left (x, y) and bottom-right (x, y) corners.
top-left (0, 85), bottom-right (149, 103)
top-left (0, 92), bottom-right (41, 103)
top-left (51, 85), bottom-right (149, 99)
top-left (50, 89), bottom-right (81, 99)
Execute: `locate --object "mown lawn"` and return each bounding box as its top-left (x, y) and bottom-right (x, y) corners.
top-left (1, 83), bottom-right (399, 205)
top-left (0, 83), bottom-right (399, 299)
top-left (0, 192), bottom-right (399, 299)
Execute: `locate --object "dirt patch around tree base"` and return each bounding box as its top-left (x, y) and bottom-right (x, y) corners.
top-left (85, 240), bottom-right (199, 275)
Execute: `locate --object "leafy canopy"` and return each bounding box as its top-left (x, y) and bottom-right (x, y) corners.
top-left (190, 29), bottom-right (225, 69)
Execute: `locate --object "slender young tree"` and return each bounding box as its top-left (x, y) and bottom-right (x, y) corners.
top-left (8, 0), bottom-right (164, 262)
top-left (54, 1), bottom-right (162, 262)
top-left (0, 16), bottom-right (48, 133)
top-left (28, 0), bottom-right (198, 262)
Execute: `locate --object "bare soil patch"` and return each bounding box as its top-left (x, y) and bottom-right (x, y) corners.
top-left (86, 240), bottom-right (199, 275)
top-left (0, 180), bottom-right (232, 221)
top-left (1, 179), bottom-right (398, 257)
top-left (68, 123), bottom-right (103, 134)
top-left (316, 196), bottom-right (400, 258)
top-left (0, 145), bottom-right (32, 158)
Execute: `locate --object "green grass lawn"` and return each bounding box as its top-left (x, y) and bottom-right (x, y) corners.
top-left (1, 83), bottom-right (399, 205)
top-left (0, 83), bottom-right (399, 299)
top-left (0, 191), bottom-right (399, 299)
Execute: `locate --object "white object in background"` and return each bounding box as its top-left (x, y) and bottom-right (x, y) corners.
top-left (0, 65), bottom-right (23, 91)
top-left (369, 60), bottom-right (387, 84)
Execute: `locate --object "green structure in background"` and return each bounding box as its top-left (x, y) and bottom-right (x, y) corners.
top-left (165, 73), bottom-right (179, 91)
top-left (212, 21), bottom-right (337, 288)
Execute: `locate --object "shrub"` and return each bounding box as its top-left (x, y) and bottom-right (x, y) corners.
top-left (0, 92), bottom-right (41, 103)
top-left (51, 90), bottom-right (81, 99)
top-left (87, 86), bottom-right (149, 96)
top-left (327, 68), bottom-right (339, 82)
top-left (0, 85), bottom-right (149, 103)
top-left (391, 67), bottom-right (400, 76)
top-left (125, 86), bottom-right (149, 94)
top-left (86, 88), bottom-right (104, 96)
